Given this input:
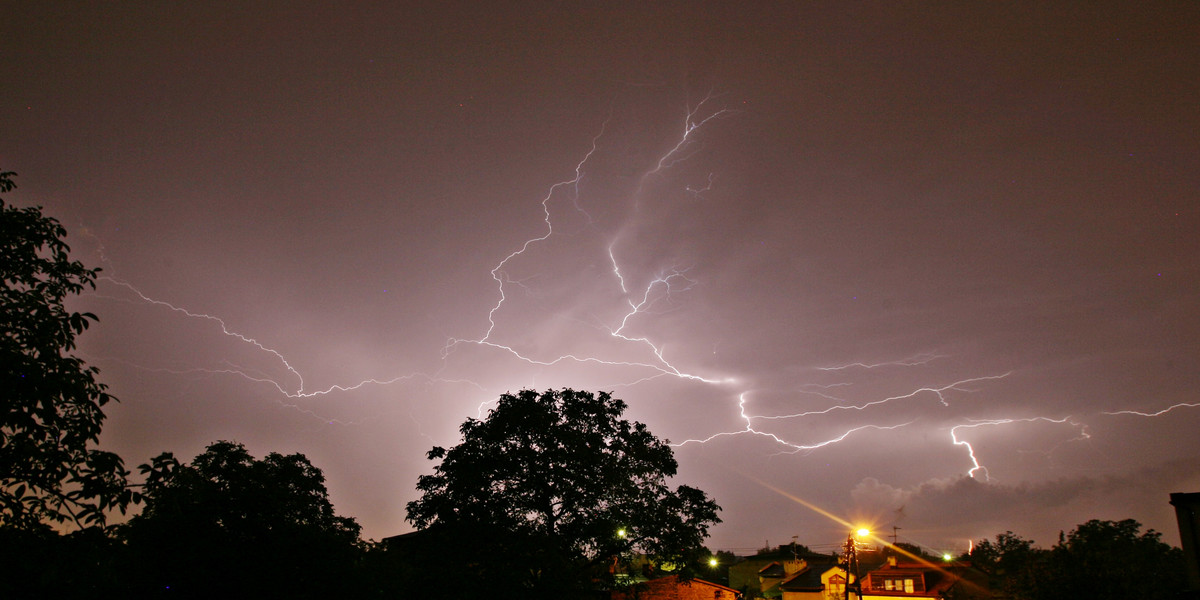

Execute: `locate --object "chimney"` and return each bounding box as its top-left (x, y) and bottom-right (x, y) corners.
top-left (1170, 492), bottom-right (1200, 592)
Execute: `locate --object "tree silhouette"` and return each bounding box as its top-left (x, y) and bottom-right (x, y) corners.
top-left (1041, 519), bottom-right (1184, 600)
top-left (968, 531), bottom-right (1044, 599)
top-left (122, 441), bottom-right (363, 598)
top-left (1, 170), bottom-right (135, 530)
top-left (405, 388), bottom-right (721, 597)
top-left (970, 519), bottom-right (1185, 600)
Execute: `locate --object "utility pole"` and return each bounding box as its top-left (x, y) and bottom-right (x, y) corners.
top-left (842, 529), bottom-right (868, 600)
top-left (842, 532), bottom-right (855, 600)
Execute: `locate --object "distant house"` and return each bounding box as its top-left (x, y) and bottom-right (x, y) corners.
top-left (729, 557), bottom-right (806, 595)
top-left (758, 561), bottom-right (797, 597)
top-left (780, 563), bottom-right (852, 600)
top-left (860, 557), bottom-right (992, 599)
top-left (610, 575), bottom-right (741, 600)
top-left (728, 545), bottom-right (836, 598)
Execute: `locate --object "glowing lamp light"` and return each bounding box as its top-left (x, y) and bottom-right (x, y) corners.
top-left (943, 553), bottom-right (954, 562)
top-left (617, 528), bottom-right (627, 539)
top-left (855, 528), bottom-right (870, 538)
top-left (708, 557), bottom-right (719, 568)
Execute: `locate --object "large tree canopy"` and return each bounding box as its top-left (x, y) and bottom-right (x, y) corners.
top-left (1043, 518), bottom-right (1184, 600)
top-left (1, 170), bottom-right (134, 530)
top-left (969, 519), bottom-right (1185, 600)
top-left (123, 441), bottom-right (363, 597)
top-left (405, 388), bottom-right (721, 595)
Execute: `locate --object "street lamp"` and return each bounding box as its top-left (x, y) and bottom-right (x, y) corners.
top-left (843, 528), bottom-right (870, 600)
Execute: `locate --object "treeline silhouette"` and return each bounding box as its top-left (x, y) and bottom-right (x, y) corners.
top-left (2, 477), bottom-right (1188, 600)
top-left (966, 521), bottom-right (1186, 600)
top-left (2, 442), bottom-right (367, 599)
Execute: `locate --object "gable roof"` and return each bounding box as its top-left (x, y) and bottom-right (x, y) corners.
top-left (863, 561), bottom-right (991, 598)
top-left (759, 561), bottom-right (787, 578)
top-left (777, 566), bottom-right (825, 590)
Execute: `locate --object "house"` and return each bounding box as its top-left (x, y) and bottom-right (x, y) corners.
top-left (758, 561), bottom-right (797, 597)
top-left (779, 563), bottom-right (852, 600)
top-left (860, 557), bottom-right (992, 599)
top-left (729, 557), bottom-right (806, 594)
top-left (728, 545), bottom-right (833, 597)
top-left (610, 575), bottom-right (741, 600)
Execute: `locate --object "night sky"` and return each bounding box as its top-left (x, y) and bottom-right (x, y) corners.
top-left (4, 2), bottom-right (1198, 554)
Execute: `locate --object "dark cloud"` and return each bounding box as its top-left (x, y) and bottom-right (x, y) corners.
top-left (853, 456), bottom-right (1200, 549)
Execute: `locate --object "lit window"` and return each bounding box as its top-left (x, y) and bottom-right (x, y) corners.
top-left (905, 579), bottom-right (915, 593)
top-left (885, 579), bottom-right (894, 591)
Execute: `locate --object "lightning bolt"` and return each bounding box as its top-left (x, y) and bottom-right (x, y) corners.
top-left (91, 278), bottom-right (486, 414)
top-left (88, 95), bottom-right (739, 428)
top-left (816, 353), bottom-right (947, 371)
top-left (477, 118), bottom-right (608, 343)
top-left (1102, 402), bottom-right (1200, 417)
top-left (647, 93), bottom-right (736, 176)
top-left (98, 276), bottom-right (306, 393)
top-left (672, 392), bottom-right (915, 455)
top-left (80, 90), bottom-right (1077, 486)
top-left (950, 417), bottom-right (1090, 481)
top-left (684, 172), bottom-right (716, 197)
top-left (753, 374), bottom-right (1012, 419)
top-left (439, 92), bottom-right (737, 386)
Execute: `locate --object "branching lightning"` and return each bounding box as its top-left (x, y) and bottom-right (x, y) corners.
top-left (647, 94), bottom-right (736, 175)
top-left (672, 392), bottom-right (914, 454)
top-left (950, 417), bottom-right (1090, 481)
top-left (92, 278), bottom-right (486, 411)
top-left (1102, 403), bottom-right (1200, 417)
top-left (440, 93), bottom-right (737, 386)
top-left (753, 374), bottom-right (1012, 419)
top-left (98, 276), bottom-right (306, 393)
top-left (816, 353), bottom-right (947, 371)
top-left (82, 89), bottom-right (1106, 490)
top-left (477, 119), bottom-right (608, 343)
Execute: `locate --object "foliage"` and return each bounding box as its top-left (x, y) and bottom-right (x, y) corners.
top-left (405, 388), bottom-right (722, 597)
top-left (0, 526), bottom-right (127, 600)
top-left (894, 541), bottom-right (940, 561)
top-left (122, 441), bottom-right (363, 598)
top-left (970, 520), bottom-right (1185, 600)
top-left (1040, 519), bottom-right (1184, 600)
top-left (967, 531), bottom-right (1044, 599)
top-left (1, 170), bottom-right (135, 530)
